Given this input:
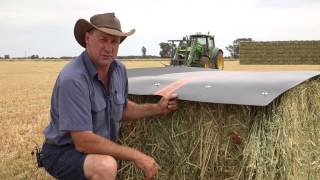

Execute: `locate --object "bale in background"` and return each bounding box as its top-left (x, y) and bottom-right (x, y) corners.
top-left (240, 41), bottom-right (320, 65)
top-left (118, 78), bottom-right (320, 180)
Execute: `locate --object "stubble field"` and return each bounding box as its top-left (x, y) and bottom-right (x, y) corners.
top-left (0, 59), bottom-right (319, 179)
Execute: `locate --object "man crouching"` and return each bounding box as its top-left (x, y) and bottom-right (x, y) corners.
top-left (40, 13), bottom-right (178, 180)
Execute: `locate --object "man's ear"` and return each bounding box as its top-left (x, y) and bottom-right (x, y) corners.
top-left (85, 32), bottom-right (90, 46)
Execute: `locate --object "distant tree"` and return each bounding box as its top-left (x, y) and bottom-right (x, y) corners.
top-left (226, 38), bottom-right (253, 58)
top-left (4, 54), bottom-right (10, 59)
top-left (30, 54), bottom-right (39, 59)
top-left (60, 56), bottom-right (73, 59)
top-left (159, 42), bottom-right (175, 58)
top-left (46, 57), bottom-right (58, 59)
top-left (141, 46), bottom-right (147, 57)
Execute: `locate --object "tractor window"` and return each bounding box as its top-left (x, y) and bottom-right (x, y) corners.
top-left (208, 39), bottom-right (214, 48)
top-left (197, 37), bottom-right (207, 45)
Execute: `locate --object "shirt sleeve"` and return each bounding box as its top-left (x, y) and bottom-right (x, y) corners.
top-left (58, 78), bottom-right (92, 131)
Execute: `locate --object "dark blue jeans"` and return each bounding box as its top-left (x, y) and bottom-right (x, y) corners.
top-left (41, 142), bottom-right (87, 180)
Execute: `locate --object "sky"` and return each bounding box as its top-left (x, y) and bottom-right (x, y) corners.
top-left (1, 0), bottom-right (320, 58)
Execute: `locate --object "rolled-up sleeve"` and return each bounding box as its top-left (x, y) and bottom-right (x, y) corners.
top-left (58, 78), bottom-right (92, 131)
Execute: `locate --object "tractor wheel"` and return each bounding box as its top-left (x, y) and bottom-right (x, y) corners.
top-left (215, 51), bottom-right (224, 70)
top-left (200, 56), bottom-right (210, 68)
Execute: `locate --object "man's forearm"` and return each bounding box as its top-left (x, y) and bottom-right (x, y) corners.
top-left (123, 100), bottom-right (163, 121)
top-left (71, 131), bottom-right (141, 161)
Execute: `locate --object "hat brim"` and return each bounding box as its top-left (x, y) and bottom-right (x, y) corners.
top-left (74, 19), bottom-right (135, 48)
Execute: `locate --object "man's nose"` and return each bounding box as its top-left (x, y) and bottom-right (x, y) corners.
top-left (101, 40), bottom-right (113, 51)
top-left (103, 43), bottom-right (112, 52)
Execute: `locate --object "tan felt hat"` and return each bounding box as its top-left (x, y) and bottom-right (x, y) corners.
top-left (74, 13), bottom-right (135, 47)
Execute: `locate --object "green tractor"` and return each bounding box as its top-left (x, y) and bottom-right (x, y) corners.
top-left (168, 33), bottom-right (224, 70)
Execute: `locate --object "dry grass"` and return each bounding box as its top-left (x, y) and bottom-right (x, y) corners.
top-left (0, 59), bottom-right (319, 179)
top-left (119, 78), bottom-right (320, 179)
top-left (0, 61), bottom-right (68, 179)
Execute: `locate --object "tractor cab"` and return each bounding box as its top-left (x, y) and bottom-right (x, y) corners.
top-left (189, 34), bottom-right (215, 49)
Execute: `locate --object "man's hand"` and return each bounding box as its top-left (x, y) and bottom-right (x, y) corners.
top-left (133, 151), bottom-right (159, 180)
top-left (123, 93), bottom-right (178, 121)
top-left (157, 93), bottom-right (178, 115)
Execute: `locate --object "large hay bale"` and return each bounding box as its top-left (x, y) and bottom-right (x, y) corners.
top-left (240, 41), bottom-right (320, 65)
top-left (118, 78), bottom-right (320, 179)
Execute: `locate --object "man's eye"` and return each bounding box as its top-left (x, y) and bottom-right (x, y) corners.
top-left (112, 39), bottom-right (120, 44)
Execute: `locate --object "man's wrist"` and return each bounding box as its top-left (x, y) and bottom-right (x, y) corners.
top-left (142, 103), bottom-right (163, 117)
top-left (153, 103), bottom-right (164, 116)
top-left (130, 148), bottom-right (143, 162)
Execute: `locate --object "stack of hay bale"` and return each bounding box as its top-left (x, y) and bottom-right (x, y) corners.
top-left (240, 41), bottom-right (320, 65)
top-left (119, 77), bottom-right (320, 180)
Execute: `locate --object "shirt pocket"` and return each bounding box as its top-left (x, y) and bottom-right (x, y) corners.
top-left (112, 92), bottom-right (125, 122)
top-left (91, 95), bottom-right (106, 122)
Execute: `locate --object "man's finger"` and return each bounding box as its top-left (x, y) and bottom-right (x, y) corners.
top-left (144, 170), bottom-right (157, 180)
top-left (163, 92), bottom-right (178, 100)
top-left (169, 93), bottom-right (178, 100)
top-left (168, 100), bottom-right (178, 105)
top-left (167, 104), bottom-right (178, 109)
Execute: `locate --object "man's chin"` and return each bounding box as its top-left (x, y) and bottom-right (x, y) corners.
top-left (100, 58), bottom-right (114, 65)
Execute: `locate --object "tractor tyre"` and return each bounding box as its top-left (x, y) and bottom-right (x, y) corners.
top-left (200, 56), bottom-right (210, 68)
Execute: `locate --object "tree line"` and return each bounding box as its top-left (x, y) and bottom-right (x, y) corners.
top-left (0, 55), bottom-right (77, 60)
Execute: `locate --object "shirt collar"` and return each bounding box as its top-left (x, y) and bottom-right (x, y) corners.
top-left (81, 51), bottom-right (119, 79)
top-left (82, 51), bottom-right (97, 79)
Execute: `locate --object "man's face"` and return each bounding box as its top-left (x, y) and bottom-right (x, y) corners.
top-left (85, 29), bottom-right (121, 68)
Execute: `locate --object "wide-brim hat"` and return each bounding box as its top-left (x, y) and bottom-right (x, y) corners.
top-left (74, 13), bottom-right (135, 48)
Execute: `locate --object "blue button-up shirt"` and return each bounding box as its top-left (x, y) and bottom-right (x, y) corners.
top-left (44, 51), bottom-right (128, 146)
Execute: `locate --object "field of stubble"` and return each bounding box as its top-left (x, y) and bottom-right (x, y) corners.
top-left (0, 59), bottom-right (319, 179)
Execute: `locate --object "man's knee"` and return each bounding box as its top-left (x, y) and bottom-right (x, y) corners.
top-left (84, 154), bottom-right (118, 179)
top-left (98, 155), bottom-right (118, 175)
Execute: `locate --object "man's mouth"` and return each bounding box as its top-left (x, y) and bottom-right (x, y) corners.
top-left (101, 55), bottom-right (113, 59)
